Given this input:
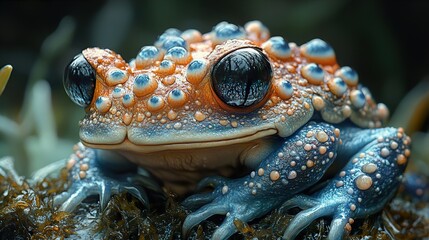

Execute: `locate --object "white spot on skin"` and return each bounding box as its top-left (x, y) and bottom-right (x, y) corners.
top-left (173, 122), bottom-right (182, 129)
top-left (222, 185), bottom-right (229, 194)
top-left (288, 171), bottom-right (297, 179)
top-left (380, 148), bottom-right (390, 158)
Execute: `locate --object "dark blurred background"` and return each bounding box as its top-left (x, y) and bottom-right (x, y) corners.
top-left (0, 0), bottom-right (428, 174)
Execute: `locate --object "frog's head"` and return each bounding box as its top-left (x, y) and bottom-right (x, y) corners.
top-left (63, 21), bottom-right (387, 153)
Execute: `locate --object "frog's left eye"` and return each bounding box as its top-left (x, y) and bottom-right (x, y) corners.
top-left (63, 53), bottom-right (96, 108)
top-left (211, 48), bottom-right (272, 109)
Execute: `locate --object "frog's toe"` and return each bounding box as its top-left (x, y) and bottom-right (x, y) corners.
top-left (54, 143), bottom-right (150, 212)
top-left (195, 176), bottom-right (228, 191)
top-left (183, 179), bottom-right (281, 239)
top-left (182, 192), bottom-right (217, 209)
top-left (281, 197), bottom-right (348, 239)
top-left (182, 198), bottom-right (260, 240)
top-left (182, 176), bottom-right (228, 209)
top-left (182, 202), bottom-right (228, 236)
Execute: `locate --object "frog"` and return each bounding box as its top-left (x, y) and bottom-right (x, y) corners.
top-left (56, 21), bottom-right (411, 239)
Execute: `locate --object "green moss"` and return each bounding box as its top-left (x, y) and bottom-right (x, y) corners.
top-left (1, 165), bottom-right (427, 239)
top-left (0, 168), bottom-right (75, 239)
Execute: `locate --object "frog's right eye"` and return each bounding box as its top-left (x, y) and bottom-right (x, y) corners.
top-left (63, 53), bottom-right (96, 108)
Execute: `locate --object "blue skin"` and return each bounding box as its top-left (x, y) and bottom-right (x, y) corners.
top-left (281, 126), bottom-right (408, 239)
top-left (182, 123), bottom-right (408, 239)
top-left (55, 121), bottom-right (409, 239)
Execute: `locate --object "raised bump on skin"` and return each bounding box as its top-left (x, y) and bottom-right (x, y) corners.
top-left (376, 103), bottom-right (389, 120)
top-left (133, 74), bottom-right (158, 97)
top-left (244, 20), bottom-right (270, 43)
top-left (349, 90), bottom-right (366, 108)
top-left (147, 95), bottom-right (165, 112)
top-left (335, 66), bottom-right (358, 86)
top-left (167, 88), bottom-right (188, 108)
top-left (135, 46), bottom-right (162, 69)
top-left (328, 77), bottom-right (347, 97)
top-left (362, 163), bottom-right (377, 174)
top-left (164, 46), bottom-right (192, 65)
top-left (355, 174), bottom-right (373, 190)
top-left (312, 96), bottom-right (325, 110)
top-left (275, 79), bottom-right (294, 100)
top-left (105, 69), bottom-right (128, 86)
top-left (160, 36), bottom-right (188, 52)
top-left (211, 22), bottom-right (246, 45)
top-left (262, 36), bottom-right (291, 60)
top-left (122, 93), bottom-right (135, 108)
top-left (181, 29), bottom-right (203, 44)
top-left (186, 59), bottom-right (209, 85)
top-left (112, 87), bottom-right (125, 98)
top-left (301, 63), bottom-right (324, 85)
top-left (157, 60), bottom-right (176, 75)
top-left (95, 96), bottom-right (112, 113)
top-left (194, 111), bottom-right (207, 122)
top-left (300, 38), bottom-right (336, 65)
top-left (154, 28), bottom-right (181, 48)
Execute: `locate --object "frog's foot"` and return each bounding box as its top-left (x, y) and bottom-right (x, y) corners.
top-left (182, 176), bottom-right (284, 239)
top-left (183, 122), bottom-right (341, 239)
top-left (282, 127), bottom-right (411, 240)
top-left (54, 143), bottom-right (159, 212)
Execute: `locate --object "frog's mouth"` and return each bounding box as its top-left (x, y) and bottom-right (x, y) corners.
top-left (79, 123), bottom-right (278, 153)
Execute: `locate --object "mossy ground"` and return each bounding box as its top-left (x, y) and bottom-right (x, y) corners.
top-left (1, 169), bottom-right (427, 240)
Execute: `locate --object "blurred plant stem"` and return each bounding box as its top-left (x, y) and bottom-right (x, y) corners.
top-left (0, 17), bottom-right (76, 175)
top-left (0, 65), bottom-right (12, 96)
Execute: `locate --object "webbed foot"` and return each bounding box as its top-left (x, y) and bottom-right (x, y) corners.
top-left (54, 143), bottom-right (160, 212)
top-left (282, 127), bottom-right (410, 239)
top-left (182, 176), bottom-right (284, 239)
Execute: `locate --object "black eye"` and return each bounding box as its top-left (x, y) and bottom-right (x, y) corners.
top-left (211, 48), bottom-right (272, 108)
top-left (63, 53), bottom-right (96, 107)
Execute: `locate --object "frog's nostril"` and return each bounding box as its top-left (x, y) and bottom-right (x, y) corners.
top-left (63, 53), bottom-right (96, 108)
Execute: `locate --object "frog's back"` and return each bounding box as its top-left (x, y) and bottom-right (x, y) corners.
top-left (73, 21), bottom-right (389, 152)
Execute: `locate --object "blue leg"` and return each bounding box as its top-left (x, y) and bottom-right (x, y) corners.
top-left (183, 122), bottom-right (341, 239)
top-left (282, 127), bottom-right (410, 239)
top-left (54, 142), bottom-right (161, 212)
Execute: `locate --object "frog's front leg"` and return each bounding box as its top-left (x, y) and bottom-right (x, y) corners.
top-left (54, 143), bottom-right (160, 211)
top-left (282, 127), bottom-right (410, 240)
top-left (182, 122), bottom-right (341, 239)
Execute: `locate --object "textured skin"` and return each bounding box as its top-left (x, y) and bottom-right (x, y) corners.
top-left (56, 21), bottom-right (410, 239)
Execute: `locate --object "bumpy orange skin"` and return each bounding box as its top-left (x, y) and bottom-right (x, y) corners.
top-left (79, 22), bottom-right (388, 156)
